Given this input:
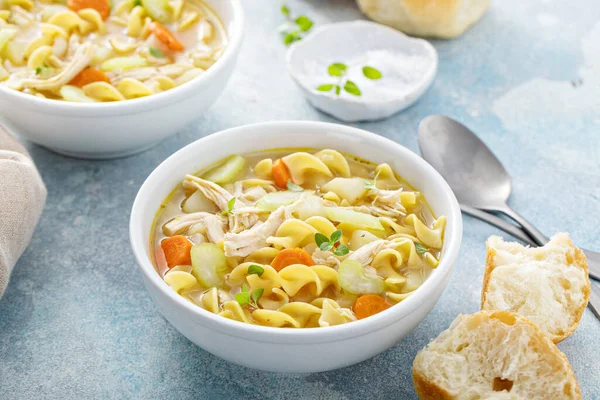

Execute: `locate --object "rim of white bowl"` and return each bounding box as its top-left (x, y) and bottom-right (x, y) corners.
top-left (130, 121), bottom-right (462, 343)
top-left (0, 0), bottom-right (244, 117)
top-left (286, 20), bottom-right (439, 106)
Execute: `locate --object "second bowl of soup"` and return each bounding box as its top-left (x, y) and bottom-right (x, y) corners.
top-left (130, 121), bottom-right (462, 372)
top-left (0, 0), bottom-right (243, 158)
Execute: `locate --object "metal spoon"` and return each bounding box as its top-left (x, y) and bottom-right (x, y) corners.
top-left (418, 115), bottom-right (600, 281)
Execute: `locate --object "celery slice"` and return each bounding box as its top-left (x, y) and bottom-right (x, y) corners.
top-left (202, 155), bottom-right (247, 185)
top-left (190, 243), bottom-right (227, 288)
top-left (338, 260), bottom-right (385, 295)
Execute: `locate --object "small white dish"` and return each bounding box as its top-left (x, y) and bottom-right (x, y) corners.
top-left (286, 21), bottom-right (438, 122)
top-left (130, 120), bottom-right (462, 373)
top-left (0, 0), bottom-right (244, 159)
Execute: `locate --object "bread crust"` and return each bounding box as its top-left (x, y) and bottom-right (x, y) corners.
top-left (412, 371), bottom-right (453, 400)
top-left (481, 235), bottom-right (590, 343)
top-left (356, 0), bottom-right (490, 39)
top-left (412, 311), bottom-right (582, 400)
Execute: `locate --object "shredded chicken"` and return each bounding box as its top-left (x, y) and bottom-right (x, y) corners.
top-left (352, 202), bottom-right (406, 219)
top-left (311, 250), bottom-right (341, 268)
top-left (108, 63), bottom-right (193, 84)
top-left (162, 211), bottom-right (213, 236)
top-left (184, 175), bottom-right (260, 233)
top-left (239, 186), bottom-right (268, 203)
top-left (204, 214), bottom-right (226, 243)
top-left (67, 34), bottom-right (81, 59)
top-left (21, 43), bottom-right (94, 91)
top-left (9, 6), bottom-right (34, 26)
top-left (224, 206), bottom-right (287, 257)
top-left (347, 239), bottom-right (387, 266)
top-left (364, 188), bottom-right (407, 218)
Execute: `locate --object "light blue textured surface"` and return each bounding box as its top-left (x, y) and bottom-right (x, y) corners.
top-left (1, 1), bottom-right (599, 399)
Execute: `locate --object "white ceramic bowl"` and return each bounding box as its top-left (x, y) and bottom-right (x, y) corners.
top-left (130, 121), bottom-right (462, 373)
top-left (287, 21), bottom-right (438, 122)
top-left (0, 0), bottom-right (243, 159)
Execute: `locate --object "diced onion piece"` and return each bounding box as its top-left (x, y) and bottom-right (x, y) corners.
top-left (100, 56), bottom-right (148, 71)
top-left (59, 85), bottom-right (97, 102)
top-left (321, 177), bottom-right (367, 204)
top-left (191, 243), bottom-right (227, 288)
top-left (141, 0), bottom-right (172, 23)
top-left (324, 207), bottom-right (384, 231)
top-left (0, 28), bottom-right (18, 53)
top-left (338, 260), bottom-right (385, 295)
top-left (202, 154), bottom-right (247, 185)
top-left (256, 191), bottom-right (306, 212)
top-left (182, 189), bottom-right (219, 214)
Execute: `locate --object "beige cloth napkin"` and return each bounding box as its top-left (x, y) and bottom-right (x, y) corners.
top-left (0, 126), bottom-right (47, 297)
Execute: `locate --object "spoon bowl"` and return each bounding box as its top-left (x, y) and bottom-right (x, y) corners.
top-left (418, 115), bottom-right (511, 209)
top-left (418, 114), bottom-right (600, 282)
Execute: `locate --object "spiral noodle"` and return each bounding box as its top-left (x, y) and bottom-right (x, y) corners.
top-left (154, 149), bottom-right (447, 328)
top-left (0, 0), bottom-right (225, 101)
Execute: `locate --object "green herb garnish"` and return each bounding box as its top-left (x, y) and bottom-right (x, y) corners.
top-left (235, 284), bottom-right (264, 308)
top-left (283, 30), bottom-right (301, 45)
top-left (364, 170), bottom-right (381, 191)
top-left (221, 197), bottom-right (236, 216)
top-left (35, 67), bottom-right (42, 75)
top-left (327, 63), bottom-right (347, 77)
top-left (316, 84), bottom-right (334, 92)
top-left (247, 264), bottom-right (265, 277)
top-left (132, 0), bottom-right (141, 6)
top-left (149, 46), bottom-right (165, 58)
top-left (286, 180), bottom-right (303, 192)
top-left (362, 66), bottom-right (382, 80)
top-left (414, 242), bottom-right (428, 255)
top-left (343, 80), bottom-right (361, 96)
top-left (295, 15), bottom-right (313, 32)
top-left (317, 63), bottom-right (383, 97)
top-left (315, 229), bottom-right (349, 256)
top-left (280, 4), bottom-right (313, 46)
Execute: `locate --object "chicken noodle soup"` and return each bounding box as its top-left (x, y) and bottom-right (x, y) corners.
top-left (0, 0), bottom-right (225, 101)
top-left (152, 149), bottom-right (446, 328)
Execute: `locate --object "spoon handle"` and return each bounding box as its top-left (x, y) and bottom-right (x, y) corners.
top-left (480, 205), bottom-right (600, 281)
top-left (460, 205), bottom-right (535, 245)
top-left (493, 206), bottom-right (549, 246)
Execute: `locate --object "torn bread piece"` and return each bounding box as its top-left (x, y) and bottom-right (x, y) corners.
top-left (482, 233), bottom-right (590, 343)
top-left (412, 311), bottom-right (581, 400)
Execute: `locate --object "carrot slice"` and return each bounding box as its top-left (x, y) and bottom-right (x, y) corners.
top-left (67, 0), bottom-right (110, 19)
top-left (352, 295), bottom-right (391, 320)
top-left (150, 22), bottom-right (184, 51)
top-left (272, 158), bottom-right (292, 189)
top-left (161, 235), bottom-right (192, 269)
top-left (70, 68), bottom-right (110, 88)
top-left (270, 248), bottom-right (315, 271)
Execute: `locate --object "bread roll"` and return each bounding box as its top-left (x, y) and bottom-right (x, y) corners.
top-left (412, 311), bottom-right (581, 399)
top-left (356, 0), bottom-right (490, 39)
top-left (482, 233), bottom-right (590, 343)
